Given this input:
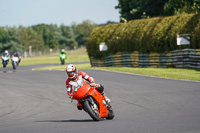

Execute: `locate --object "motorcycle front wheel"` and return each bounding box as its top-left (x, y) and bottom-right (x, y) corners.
top-left (12, 63), bottom-right (16, 70)
top-left (106, 103), bottom-right (114, 120)
top-left (61, 60), bottom-right (65, 65)
top-left (83, 100), bottom-right (102, 121)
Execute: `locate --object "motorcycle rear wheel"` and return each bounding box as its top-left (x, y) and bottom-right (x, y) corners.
top-left (83, 100), bottom-right (102, 121)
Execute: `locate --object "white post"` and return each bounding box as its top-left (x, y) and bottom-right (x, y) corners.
top-left (29, 46), bottom-right (32, 56)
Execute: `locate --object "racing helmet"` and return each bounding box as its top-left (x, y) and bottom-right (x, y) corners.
top-left (5, 50), bottom-right (9, 55)
top-left (14, 51), bottom-right (19, 56)
top-left (66, 64), bottom-right (78, 79)
top-left (61, 49), bottom-right (65, 52)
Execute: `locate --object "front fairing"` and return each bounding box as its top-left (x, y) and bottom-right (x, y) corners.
top-left (12, 57), bottom-right (19, 62)
top-left (2, 56), bottom-right (9, 61)
top-left (71, 76), bottom-right (91, 100)
top-left (60, 54), bottom-right (66, 59)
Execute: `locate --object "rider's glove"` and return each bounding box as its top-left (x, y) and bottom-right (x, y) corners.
top-left (67, 91), bottom-right (73, 99)
top-left (90, 81), bottom-right (96, 87)
top-left (69, 94), bottom-right (72, 99)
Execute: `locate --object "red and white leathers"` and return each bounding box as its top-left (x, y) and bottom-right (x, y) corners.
top-left (66, 71), bottom-right (98, 96)
top-left (66, 71), bottom-right (110, 103)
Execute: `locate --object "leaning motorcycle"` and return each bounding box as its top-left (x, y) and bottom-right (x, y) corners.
top-left (60, 54), bottom-right (66, 65)
top-left (70, 76), bottom-right (114, 121)
top-left (11, 56), bottom-right (19, 70)
top-left (2, 55), bottom-right (9, 68)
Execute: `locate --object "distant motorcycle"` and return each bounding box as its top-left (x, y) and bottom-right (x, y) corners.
top-left (60, 53), bottom-right (66, 65)
top-left (2, 55), bottom-right (9, 68)
top-left (11, 56), bottom-right (19, 70)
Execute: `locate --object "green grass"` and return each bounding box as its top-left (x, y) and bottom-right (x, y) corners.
top-left (20, 47), bottom-right (89, 66)
top-left (95, 67), bottom-right (200, 81)
top-left (35, 64), bottom-right (200, 81)
top-left (35, 63), bottom-right (91, 71)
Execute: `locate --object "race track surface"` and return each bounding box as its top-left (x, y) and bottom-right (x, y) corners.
top-left (0, 64), bottom-right (200, 133)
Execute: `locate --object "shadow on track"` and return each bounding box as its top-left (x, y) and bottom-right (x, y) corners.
top-left (35, 119), bottom-right (94, 123)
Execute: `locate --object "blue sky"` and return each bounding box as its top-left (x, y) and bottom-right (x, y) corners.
top-left (0, 0), bottom-right (120, 27)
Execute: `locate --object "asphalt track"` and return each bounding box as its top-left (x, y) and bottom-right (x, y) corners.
top-left (0, 64), bottom-right (200, 133)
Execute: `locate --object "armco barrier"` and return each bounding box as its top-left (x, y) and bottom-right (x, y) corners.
top-left (90, 49), bottom-right (200, 69)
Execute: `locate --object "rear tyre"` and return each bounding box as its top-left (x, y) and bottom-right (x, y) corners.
top-left (83, 100), bottom-right (102, 121)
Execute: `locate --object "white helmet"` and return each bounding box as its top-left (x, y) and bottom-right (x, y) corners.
top-left (66, 64), bottom-right (78, 79)
top-left (5, 50), bottom-right (9, 54)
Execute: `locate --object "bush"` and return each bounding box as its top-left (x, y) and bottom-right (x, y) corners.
top-left (87, 14), bottom-right (200, 59)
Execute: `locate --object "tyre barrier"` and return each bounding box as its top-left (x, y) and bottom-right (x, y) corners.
top-left (171, 49), bottom-right (200, 68)
top-left (90, 49), bottom-right (200, 69)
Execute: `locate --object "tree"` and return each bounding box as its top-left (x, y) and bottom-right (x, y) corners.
top-left (76, 20), bottom-right (97, 46)
top-left (115, 0), bottom-right (200, 21)
top-left (0, 27), bottom-right (7, 44)
top-left (115, 0), bottom-right (168, 21)
top-left (0, 27), bottom-right (24, 54)
top-left (164, 0), bottom-right (200, 15)
top-left (17, 27), bottom-right (44, 52)
top-left (60, 24), bottom-right (78, 49)
top-left (32, 24), bottom-right (60, 49)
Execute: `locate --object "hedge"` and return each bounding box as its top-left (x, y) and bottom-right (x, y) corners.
top-left (86, 14), bottom-right (200, 59)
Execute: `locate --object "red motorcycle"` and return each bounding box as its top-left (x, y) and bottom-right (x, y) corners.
top-left (70, 76), bottom-right (114, 121)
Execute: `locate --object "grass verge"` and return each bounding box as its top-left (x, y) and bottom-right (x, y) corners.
top-left (35, 64), bottom-right (200, 81)
top-left (35, 63), bottom-right (91, 71)
top-left (20, 47), bottom-right (89, 66)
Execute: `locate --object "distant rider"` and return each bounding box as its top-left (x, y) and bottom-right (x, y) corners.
top-left (60, 49), bottom-right (66, 61)
top-left (12, 51), bottom-right (21, 64)
top-left (66, 64), bottom-right (110, 110)
top-left (1, 50), bottom-right (10, 63)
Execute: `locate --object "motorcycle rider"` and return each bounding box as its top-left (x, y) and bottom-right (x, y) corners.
top-left (66, 64), bottom-right (110, 110)
top-left (11, 51), bottom-right (21, 64)
top-left (1, 50), bottom-right (10, 65)
top-left (60, 49), bottom-right (66, 61)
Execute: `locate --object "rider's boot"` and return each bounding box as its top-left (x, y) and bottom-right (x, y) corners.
top-left (77, 104), bottom-right (82, 110)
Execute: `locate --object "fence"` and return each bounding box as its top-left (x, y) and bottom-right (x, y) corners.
top-left (90, 49), bottom-right (200, 69)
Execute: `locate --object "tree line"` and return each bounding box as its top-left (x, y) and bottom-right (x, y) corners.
top-left (0, 20), bottom-right (97, 55)
top-left (116, 0), bottom-right (200, 21)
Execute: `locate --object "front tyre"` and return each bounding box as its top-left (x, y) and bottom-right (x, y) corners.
top-left (83, 100), bottom-right (102, 121)
top-left (12, 63), bottom-right (16, 70)
top-left (61, 60), bottom-right (65, 65)
top-left (106, 103), bottom-right (114, 119)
